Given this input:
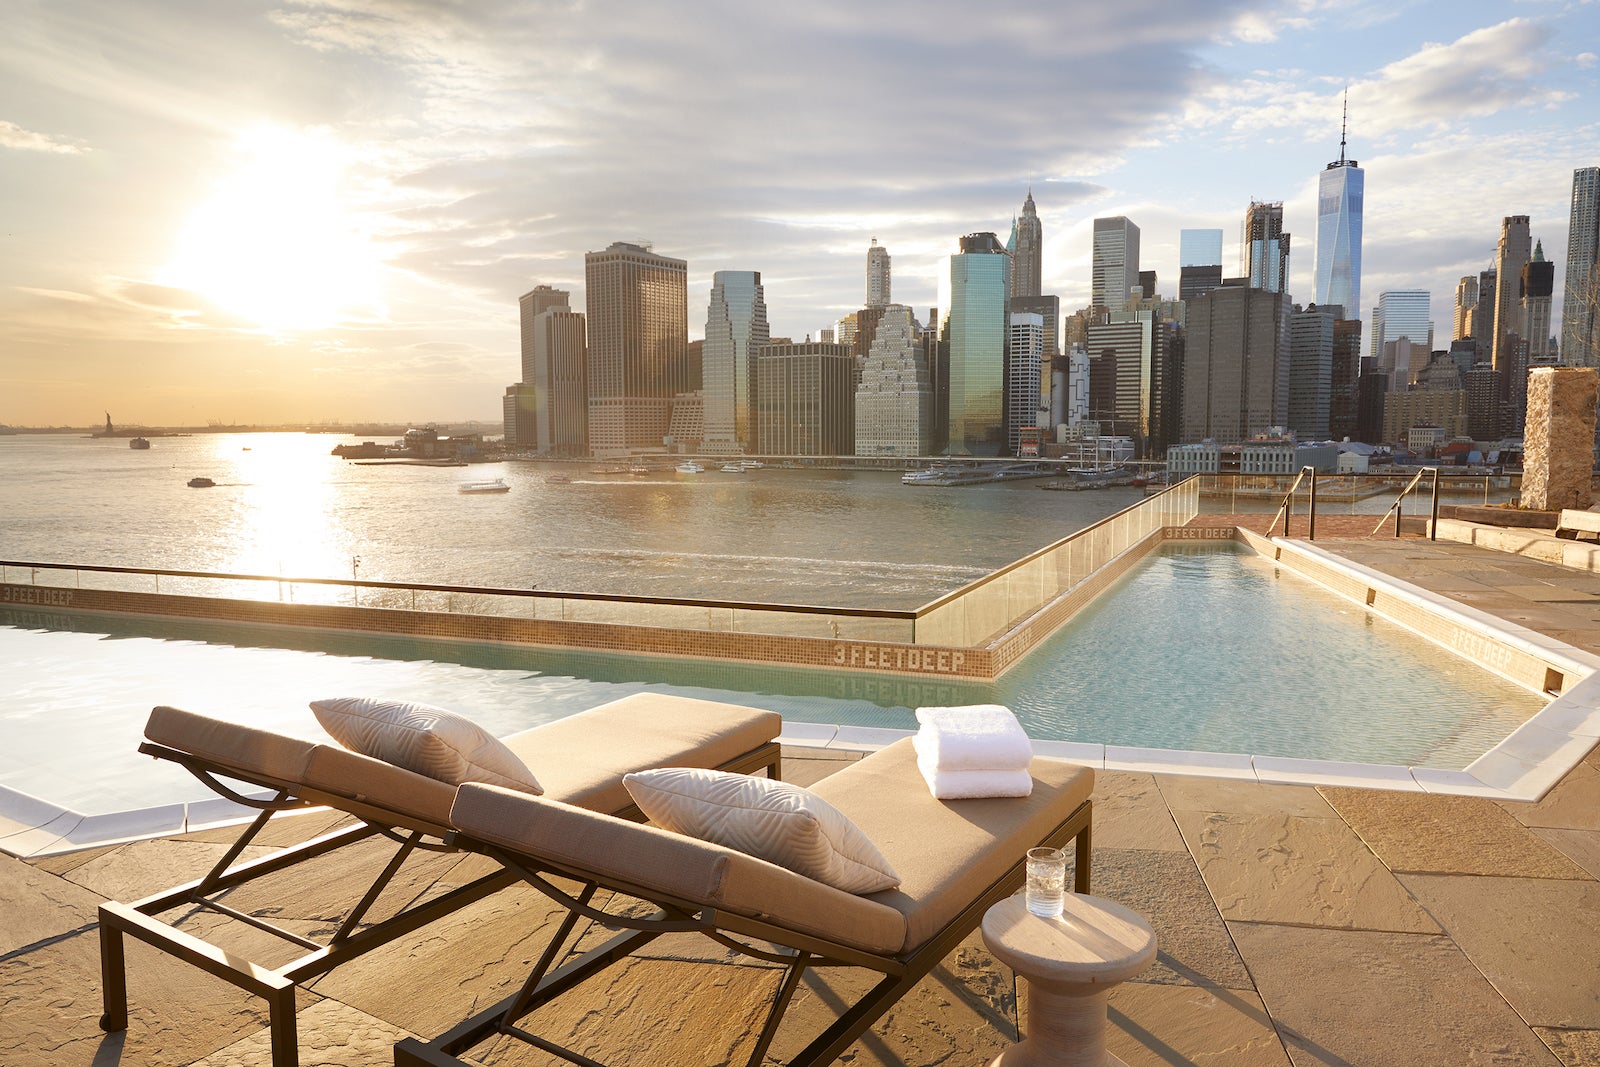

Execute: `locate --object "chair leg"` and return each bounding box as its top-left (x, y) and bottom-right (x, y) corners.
top-left (267, 982), bottom-right (299, 1067)
top-left (98, 910), bottom-right (128, 1032)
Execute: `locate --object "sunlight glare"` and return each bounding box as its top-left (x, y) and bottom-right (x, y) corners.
top-left (163, 127), bottom-right (383, 331)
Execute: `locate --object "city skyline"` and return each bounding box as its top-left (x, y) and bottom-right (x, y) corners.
top-left (2, 1), bottom-right (1598, 425)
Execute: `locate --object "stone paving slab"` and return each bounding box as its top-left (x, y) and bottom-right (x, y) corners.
top-left (1533, 828), bottom-right (1600, 879)
top-left (1535, 1027), bottom-right (1600, 1067)
top-left (56, 837), bottom-right (277, 903)
top-left (1501, 760), bottom-right (1600, 832)
top-left (190, 998), bottom-right (416, 1067)
top-left (1228, 922), bottom-right (1565, 1067)
top-left (1320, 786), bottom-right (1590, 878)
top-left (0, 852), bottom-right (103, 957)
top-left (1091, 847), bottom-right (1253, 990)
top-left (1157, 775), bottom-right (1334, 818)
top-left (1092, 770), bottom-right (1186, 851)
top-left (1398, 873), bottom-right (1600, 1030)
top-left (1173, 811), bottom-right (1441, 933)
top-left (1108, 981), bottom-right (1292, 1066)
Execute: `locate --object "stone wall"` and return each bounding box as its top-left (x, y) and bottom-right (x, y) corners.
top-left (1522, 368), bottom-right (1598, 511)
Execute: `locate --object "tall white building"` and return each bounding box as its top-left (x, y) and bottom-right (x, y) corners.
top-left (1006, 312), bottom-right (1044, 455)
top-left (702, 271), bottom-right (770, 453)
top-left (854, 305), bottom-right (932, 456)
top-left (1562, 166), bottom-right (1600, 366)
top-left (1315, 96), bottom-right (1364, 328)
top-left (1091, 217), bottom-right (1140, 312)
top-left (866, 239), bottom-right (891, 308)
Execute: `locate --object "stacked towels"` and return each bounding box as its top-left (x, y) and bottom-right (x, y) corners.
top-left (913, 704), bottom-right (1034, 799)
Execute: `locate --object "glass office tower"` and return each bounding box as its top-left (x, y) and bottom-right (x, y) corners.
top-left (939, 233), bottom-right (1011, 455)
top-left (1316, 149), bottom-right (1364, 328)
top-left (702, 270), bottom-right (769, 453)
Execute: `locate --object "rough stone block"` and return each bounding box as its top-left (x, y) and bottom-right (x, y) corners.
top-left (1523, 368), bottom-right (1598, 512)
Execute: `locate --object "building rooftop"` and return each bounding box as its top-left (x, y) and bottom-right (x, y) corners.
top-left (2, 529), bottom-right (1598, 1065)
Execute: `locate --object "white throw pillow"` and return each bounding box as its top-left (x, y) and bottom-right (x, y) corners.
top-left (623, 767), bottom-right (899, 895)
top-left (310, 697), bottom-right (542, 793)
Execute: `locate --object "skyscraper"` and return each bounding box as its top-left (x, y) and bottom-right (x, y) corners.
top-left (1523, 241), bottom-right (1555, 365)
top-left (1091, 217), bottom-right (1140, 312)
top-left (1492, 215), bottom-right (1532, 374)
top-left (702, 271), bottom-right (770, 454)
top-left (1370, 290), bottom-right (1432, 385)
top-left (1243, 201), bottom-right (1289, 293)
top-left (939, 233), bottom-right (1011, 454)
top-left (1288, 304), bottom-right (1336, 441)
top-left (1183, 284), bottom-right (1292, 444)
top-left (583, 241), bottom-right (689, 457)
top-left (1315, 95), bottom-right (1364, 339)
top-left (1453, 275), bottom-right (1479, 342)
top-left (1179, 228), bottom-right (1224, 303)
top-left (519, 284), bottom-right (570, 384)
top-left (1012, 190), bottom-right (1043, 299)
top-left (1562, 166), bottom-right (1600, 367)
top-left (854, 305), bottom-right (932, 456)
top-left (866, 239), bottom-right (891, 308)
top-left (755, 341), bottom-right (855, 456)
top-left (528, 306), bottom-right (588, 456)
top-left (1006, 312), bottom-right (1044, 454)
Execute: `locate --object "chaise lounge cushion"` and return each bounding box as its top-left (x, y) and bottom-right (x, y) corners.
top-left (311, 697), bottom-right (542, 792)
top-left (145, 706), bottom-right (320, 784)
top-left (623, 767), bottom-right (900, 894)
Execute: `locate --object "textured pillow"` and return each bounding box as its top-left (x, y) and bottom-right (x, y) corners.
top-left (623, 768), bottom-right (899, 895)
top-left (310, 697), bottom-right (541, 793)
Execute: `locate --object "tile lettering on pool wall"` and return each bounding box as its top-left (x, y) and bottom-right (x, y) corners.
top-left (0, 585), bottom-right (75, 608)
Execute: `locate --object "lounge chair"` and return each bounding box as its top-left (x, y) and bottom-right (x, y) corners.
top-left (395, 737), bottom-right (1093, 1067)
top-left (97, 694), bottom-right (782, 1067)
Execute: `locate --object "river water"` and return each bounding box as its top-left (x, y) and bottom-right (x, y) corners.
top-left (0, 432), bottom-right (1143, 607)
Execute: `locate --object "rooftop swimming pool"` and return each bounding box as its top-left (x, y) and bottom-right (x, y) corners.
top-left (0, 542), bottom-right (1552, 824)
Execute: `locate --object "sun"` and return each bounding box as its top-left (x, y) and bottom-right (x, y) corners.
top-left (162, 126), bottom-right (384, 332)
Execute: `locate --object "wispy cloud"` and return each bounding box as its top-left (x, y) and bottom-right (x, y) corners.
top-left (0, 119), bottom-right (85, 153)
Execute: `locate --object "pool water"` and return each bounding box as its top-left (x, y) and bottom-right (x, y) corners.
top-left (0, 543), bottom-right (1542, 815)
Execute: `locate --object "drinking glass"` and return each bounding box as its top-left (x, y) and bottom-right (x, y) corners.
top-left (1025, 846), bottom-right (1066, 918)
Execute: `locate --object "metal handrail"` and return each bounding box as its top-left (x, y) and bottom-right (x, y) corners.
top-left (1266, 466), bottom-right (1319, 540)
top-left (1368, 467), bottom-right (1440, 539)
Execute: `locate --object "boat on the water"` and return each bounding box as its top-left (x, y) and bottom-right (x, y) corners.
top-left (676, 461), bottom-right (705, 474)
top-left (720, 463), bottom-right (744, 473)
top-left (458, 478), bottom-right (510, 494)
top-left (739, 459), bottom-right (764, 469)
top-left (129, 437), bottom-right (150, 450)
top-left (187, 477), bottom-right (215, 488)
top-left (546, 473), bottom-right (572, 484)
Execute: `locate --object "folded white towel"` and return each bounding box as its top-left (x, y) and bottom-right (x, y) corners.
top-left (913, 705), bottom-right (1033, 772)
top-left (916, 761), bottom-right (1034, 800)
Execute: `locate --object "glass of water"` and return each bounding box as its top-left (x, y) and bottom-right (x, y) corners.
top-left (1025, 846), bottom-right (1067, 918)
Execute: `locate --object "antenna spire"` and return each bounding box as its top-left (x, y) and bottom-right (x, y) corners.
top-left (1339, 86), bottom-right (1348, 164)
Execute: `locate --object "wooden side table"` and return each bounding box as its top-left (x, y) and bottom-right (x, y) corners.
top-left (981, 893), bottom-right (1157, 1066)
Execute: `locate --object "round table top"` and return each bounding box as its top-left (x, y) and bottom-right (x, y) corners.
top-left (981, 893), bottom-right (1157, 986)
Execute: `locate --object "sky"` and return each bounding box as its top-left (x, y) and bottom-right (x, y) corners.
top-left (2, 0), bottom-right (1597, 427)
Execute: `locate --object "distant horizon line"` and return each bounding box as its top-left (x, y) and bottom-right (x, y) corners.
top-left (0, 420), bottom-right (507, 434)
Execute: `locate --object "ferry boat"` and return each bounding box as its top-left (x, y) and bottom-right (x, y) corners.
top-left (675, 461), bottom-right (705, 474)
top-left (458, 478), bottom-right (510, 494)
top-left (739, 459), bottom-right (765, 469)
top-left (546, 473), bottom-right (571, 484)
top-left (129, 437), bottom-right (151, 450)
top-left (720, 463), bottom-right (745, 473)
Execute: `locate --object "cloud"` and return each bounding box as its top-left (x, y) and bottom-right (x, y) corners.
top-left (0, 120), bottom-right (85, 153)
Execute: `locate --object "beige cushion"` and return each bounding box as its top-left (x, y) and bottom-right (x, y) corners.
top-left (451, 785), bottom-right (907, 956)
top-left (145, 706), bottom-right (318, 784)
top-left (625, 768), bottom-right (900, 895)
top-left (310, 697), bottom-right (542, 792)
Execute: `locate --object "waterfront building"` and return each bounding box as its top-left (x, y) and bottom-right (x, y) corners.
top-left (1167, 440), bottom-right (1338, 475)
top-left (1243, 201), bottom-right (1290, 293)
top-left (583, 241), bottom-right (689, 457)
top-left (1064, 343), bottom-right (1089, 428)
top-left (1523, 241), bottom-right (1555, 365)
top-left (666, 390), bottom-right (704, 453)
top-left (702, 271), bottom-right (770, 454)
top-left (1384, 378), bottom-right (1468, 445)
top-left (1179, 228), bottom-right (1225, 303)
top-left (528, 305), bottom-right (588, 456)
top-left (1315, 97), bottom-right (1364, 344)
top-left (1369, 290), bottom-right (1432, 383)
top-left (1453, 276), bottom-right (1479, 342)
top-left (1182, 283), bottom-right (1291, 444)
top-left (1012, 191), bottom-right (1043, 299)
top-left (1562, 166), bottom-right (1600, 367)
top-left (866, 239), bottom-right (891, 308)
top-left (939, 232), bottom-right (1011, 455)
top-left (1085, 309), bottom-right (1181, 456)
top-left (1010, 294), bottom-right (1061, 419)
top-left (1328, 316), bottom-right (1362, 441)
top-left (519, 284), bottom-right (570, 384)
top-left (1492, 215), bottom-right (1532, 376)
top-left (1288, 304), bottom-right (1336, 441)
top-left (1006, 312), bottom-right (1044, 455)
top-left (1091, 217), bottom-right (1140, 312)
top-left (502, 383), bottom-right (538, 448)
top-left (755, 341), bottom-right (855, 456)
top-left (854, 305), bottom-right (932, 456)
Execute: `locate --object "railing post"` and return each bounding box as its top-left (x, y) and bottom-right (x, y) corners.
top-left (1308, 468), bottom-right (1318, 541)
top-left (1430, 468), bottom-right (1440, 541)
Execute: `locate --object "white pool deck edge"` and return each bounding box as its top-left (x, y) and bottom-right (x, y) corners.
top-left (5, 534), bottom-right (1599, 858)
